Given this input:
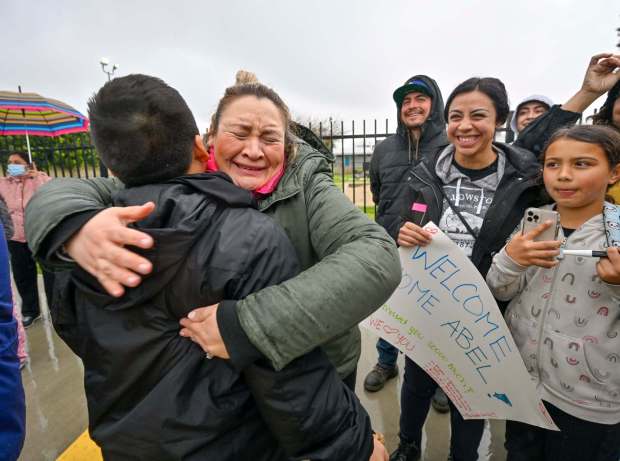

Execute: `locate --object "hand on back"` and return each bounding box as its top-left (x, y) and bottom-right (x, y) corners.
top-left (65, 202), bottom-right (156, 296)
top-left (179, 304), bottom-right (230, 359)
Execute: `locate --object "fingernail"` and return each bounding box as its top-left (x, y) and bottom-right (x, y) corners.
top-left (140, 238), bottom-right (152, 246)
top-left (138, 263), bottom-right (151, 274)
top-left (127, 276), bottom-right (139, 285)
top-left (188, 311), bottom-right (196, 320)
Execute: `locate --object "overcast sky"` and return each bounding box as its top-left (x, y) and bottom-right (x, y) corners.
top-left (4, 1), bottom-right (619, 133)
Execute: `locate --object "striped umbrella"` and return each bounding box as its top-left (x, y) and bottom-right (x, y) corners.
top-left (0, 88), bottom-right (89, 161)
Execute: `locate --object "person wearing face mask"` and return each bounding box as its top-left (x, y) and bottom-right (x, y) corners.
top-left (0, 152), bottom-right (53, 328)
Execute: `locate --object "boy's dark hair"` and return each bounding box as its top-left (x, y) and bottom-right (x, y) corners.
top-left (542, 125), bottom-right (620, 168)
top-left (444, 77), bottom-right (510, 126)
top-left (592, 80), bottom-right (620, 127)
top-left (88, 74), bottom-right (198, 187)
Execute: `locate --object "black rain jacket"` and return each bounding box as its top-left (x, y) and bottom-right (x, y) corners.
top-left (51, 172), bottom-right (373, 461)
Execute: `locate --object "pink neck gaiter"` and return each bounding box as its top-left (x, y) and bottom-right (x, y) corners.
top-left (205, 146), bottom-right (285, 198)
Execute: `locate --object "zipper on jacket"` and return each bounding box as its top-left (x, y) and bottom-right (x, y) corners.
top-left (407, 130), bottom-right (422, 165)
top-left (411, 167), bottom-right (442, 215)
top-left (407, 134), bottom-right (412, 164)
top-left (415, 136), bottom-right (420, 163)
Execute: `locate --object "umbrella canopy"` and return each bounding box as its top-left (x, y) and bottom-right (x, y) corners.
top-left (0, 90), bottom-right (89, 137)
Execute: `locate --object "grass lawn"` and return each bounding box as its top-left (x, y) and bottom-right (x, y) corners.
top-left (359, 205), bottom-right (375, 220)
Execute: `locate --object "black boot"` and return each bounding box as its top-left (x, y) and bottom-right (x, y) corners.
top-left (389, 439), bottom-right (420, 461)
top-left (363, 363), bottom-right (398, 392)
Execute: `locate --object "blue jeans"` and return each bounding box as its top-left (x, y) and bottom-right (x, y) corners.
top-left (505, 401), bottom-right (620, 461)
top-left (376, 338), bottom-right (398, 368)
top-left (399, 357), bottom-right (483, 461)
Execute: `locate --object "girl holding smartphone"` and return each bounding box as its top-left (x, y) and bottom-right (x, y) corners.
top-left (486, 125), bottom-right (620, 461)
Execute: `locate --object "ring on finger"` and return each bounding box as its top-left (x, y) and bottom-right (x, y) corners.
top-left (205, 351), bottom-right (213, 360)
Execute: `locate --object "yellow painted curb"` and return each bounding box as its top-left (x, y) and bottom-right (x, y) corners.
top-left (56, 430), bottom-right (102, 461)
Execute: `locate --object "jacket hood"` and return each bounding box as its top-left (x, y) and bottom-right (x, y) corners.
top-left (168, 172), bottom-right (256, 207)
top-left (292, 122), bottom-right (333, 161)
top-left (434, 144), bottom-right (507, 192)
top-left (99, 172), bottom-right (256, 309)
top-left (510, 94), bottom-right (554, 134)
top-left (395, 74), bottom-right (447, 146)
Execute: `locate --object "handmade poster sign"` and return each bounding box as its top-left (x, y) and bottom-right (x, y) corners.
top-left (362, 222), bottom-right (558, 430)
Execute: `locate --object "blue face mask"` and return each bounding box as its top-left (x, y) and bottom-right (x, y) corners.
top-left (7, 164), bottom-right (27, 177)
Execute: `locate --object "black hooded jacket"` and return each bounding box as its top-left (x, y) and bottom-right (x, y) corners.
top-left (51, 172), bottom-right (372, 461)
top-left (369, 75), bottom-right (449, 240)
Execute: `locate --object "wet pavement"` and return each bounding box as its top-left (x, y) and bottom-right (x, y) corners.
top-left (16, 277), bottom-right (87, 461)
top-left (18, 277), bottom-right (507, 460)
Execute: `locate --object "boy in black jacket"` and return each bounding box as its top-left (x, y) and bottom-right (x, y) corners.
top-left (52, 74), bottom-right (375, 461)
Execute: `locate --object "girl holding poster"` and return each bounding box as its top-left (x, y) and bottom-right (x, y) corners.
top-left (486, 125), bottom-right (620, 461)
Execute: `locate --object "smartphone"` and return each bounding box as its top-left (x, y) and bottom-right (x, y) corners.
top-left (521, 208), bottom-right (560, 241)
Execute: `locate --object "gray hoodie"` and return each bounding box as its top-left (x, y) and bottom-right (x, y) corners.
top-left (435, 144), bottom-right (505, 258)
top-left (486, 204), bottom-right (620, 424)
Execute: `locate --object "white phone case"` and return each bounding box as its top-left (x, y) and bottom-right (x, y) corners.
top-left (521, 208), bottom-right (560, 241)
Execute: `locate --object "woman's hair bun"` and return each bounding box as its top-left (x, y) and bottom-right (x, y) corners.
top-left (235, 70), bottom-right (259, 85)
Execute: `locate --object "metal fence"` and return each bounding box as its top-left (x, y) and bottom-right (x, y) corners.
top-left (0, 115), bottom-right (519, 214)
top-left (0, 133), bottom-right (106, 178)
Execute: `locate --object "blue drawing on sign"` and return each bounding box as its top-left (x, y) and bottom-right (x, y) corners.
top-left (488, 392), bottom-right (513, 407)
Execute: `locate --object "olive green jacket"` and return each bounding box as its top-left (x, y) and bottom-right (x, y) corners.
top-left (25, 143), bottom-right (401, 377)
